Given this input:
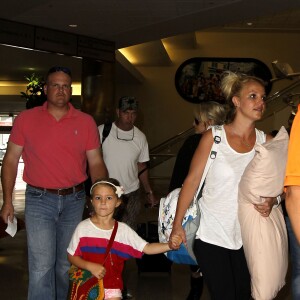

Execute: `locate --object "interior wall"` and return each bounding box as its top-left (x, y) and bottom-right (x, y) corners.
top-left (0, 45), bottom-right (83, 114)
top-left (116, 31), bottom-right (300, 147)
top-left (81, 58), bottom-right (115, 125)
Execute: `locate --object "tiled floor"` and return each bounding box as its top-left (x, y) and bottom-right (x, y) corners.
top-left (0, 196), bottom-right (293, 300)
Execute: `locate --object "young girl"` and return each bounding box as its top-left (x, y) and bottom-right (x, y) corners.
top-left (67, 178), bottom-right (181, 300)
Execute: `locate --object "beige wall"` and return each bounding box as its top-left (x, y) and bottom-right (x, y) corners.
top-left (116, 31), bottom-right (300, 147)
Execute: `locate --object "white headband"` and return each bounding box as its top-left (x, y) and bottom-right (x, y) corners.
top-left (90, 181), bottom-right (124, 198)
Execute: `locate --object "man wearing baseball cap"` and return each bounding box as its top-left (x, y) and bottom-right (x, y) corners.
top-left (98, 96), bottom-right (158, 230)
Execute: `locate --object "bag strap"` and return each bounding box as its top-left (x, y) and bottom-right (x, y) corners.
top-left (194, 125), bottom-right (222, 200)
top-left (102, 122), bottom-right (112, 144)
top-left (103, 221), bottom-right (118, 264)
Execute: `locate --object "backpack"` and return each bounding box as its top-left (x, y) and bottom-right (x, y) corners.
top-left (158, 125), bottom-right (222, 265)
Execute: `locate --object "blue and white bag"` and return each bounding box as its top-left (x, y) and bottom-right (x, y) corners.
top-left (158, 126), bottom-right (222, 265)
top-left (158, 188), bottom-right (200, 265)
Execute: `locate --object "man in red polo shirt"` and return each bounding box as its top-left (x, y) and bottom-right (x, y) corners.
top-left (0, 66), bottom-right (107, 300)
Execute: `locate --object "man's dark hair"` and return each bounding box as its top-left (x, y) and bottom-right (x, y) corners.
top-left (46, 66), bottom-right (72, 81)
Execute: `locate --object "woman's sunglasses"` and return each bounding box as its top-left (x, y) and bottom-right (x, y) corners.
top-left (194, 118), bottom-right (200, 125)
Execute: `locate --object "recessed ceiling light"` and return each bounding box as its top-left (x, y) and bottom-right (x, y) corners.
top-left (247, 22), bottom-right (253, 26)
top-left (69, 24), bottom-right (77, 28)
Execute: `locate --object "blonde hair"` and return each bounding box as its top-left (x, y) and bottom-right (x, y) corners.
top-left (195, 101), bottom-right (227, 126)
top-left (220, 71), bottom-right (266, 123)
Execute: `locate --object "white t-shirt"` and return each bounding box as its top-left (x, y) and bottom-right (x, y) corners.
top-left (196, 125), bottom-right (266, 249)
top-left (67, 219), bottom-right (148, 289)
top-left (67, 219), bottom-right (147, 257)
top-left (98, 122), bottom-right (149, 194)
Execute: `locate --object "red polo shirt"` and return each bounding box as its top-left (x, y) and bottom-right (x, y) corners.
top-left (9, 102), bottom-right (100, 188)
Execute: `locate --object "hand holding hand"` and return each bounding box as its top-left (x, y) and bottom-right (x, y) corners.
top-left (169, 225), bottom-right (186, 250)
top-left (169, 234), bottom-right (183, 248)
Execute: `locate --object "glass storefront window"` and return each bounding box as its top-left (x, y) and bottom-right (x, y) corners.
top-left (0, 114), bottom-right (13, 159)
top-left (0, 114), bottom-right (26, 214)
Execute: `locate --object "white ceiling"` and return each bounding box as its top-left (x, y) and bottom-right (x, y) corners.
top-left (1, 0), bottom-right (300, 82)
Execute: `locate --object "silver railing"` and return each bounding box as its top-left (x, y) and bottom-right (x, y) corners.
top-left (263, 61), bottom-right (300, 118)
top-left (149, 127), bottom-right (194, 169)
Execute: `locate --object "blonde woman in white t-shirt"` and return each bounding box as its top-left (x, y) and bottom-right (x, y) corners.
top-left (169, 71), bottom-right (277, 300)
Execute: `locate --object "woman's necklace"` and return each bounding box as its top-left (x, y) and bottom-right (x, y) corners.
top-left (241, 139), bottom-right (251, 148)
top-left (231, 127), bottom-right (253, 148)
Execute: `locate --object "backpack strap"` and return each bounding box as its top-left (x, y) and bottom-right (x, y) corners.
top-left (102, 122), bottom-right (112, 144)
top-left (194, 125), bottom-right (222, 200)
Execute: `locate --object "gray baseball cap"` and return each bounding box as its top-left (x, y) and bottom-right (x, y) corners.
top-left (118, 96), bottom-right (139, 111)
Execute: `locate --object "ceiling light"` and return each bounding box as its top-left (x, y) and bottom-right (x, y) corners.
top-left (69, 24), bottom-right (78, 28)
top-left (247, 22), bottom-right (253, 26)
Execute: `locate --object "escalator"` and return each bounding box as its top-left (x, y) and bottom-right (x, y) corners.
top-left (149, 127), bottom-right (194, 169)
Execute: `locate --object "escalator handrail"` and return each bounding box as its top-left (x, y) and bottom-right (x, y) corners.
top-left (150, 127), bottom-right (194, 154)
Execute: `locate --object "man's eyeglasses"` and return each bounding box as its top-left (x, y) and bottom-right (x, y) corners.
top-left (49, 83), bottom-right (71, 90)
top-left (116, 127), bottom-right (134, 141)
